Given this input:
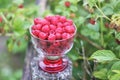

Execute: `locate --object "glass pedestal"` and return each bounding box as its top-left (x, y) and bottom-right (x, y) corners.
top-left (31, 56), bottom-right (72, 80)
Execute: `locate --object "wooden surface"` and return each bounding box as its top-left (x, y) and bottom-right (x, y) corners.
top-left (22, 43), bottom-right (35, 80)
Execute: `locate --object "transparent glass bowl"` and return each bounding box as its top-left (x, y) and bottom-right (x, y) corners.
top-left (30, 25), bottom-right (76, 60)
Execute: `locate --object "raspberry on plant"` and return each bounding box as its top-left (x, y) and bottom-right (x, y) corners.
top-left (18, 4), bottom-right (24, 8)
top-left (89, 18), bottom-right (96, 25)
top-left (0, 16), bottom-right (3, 23)
top-left (64, 1), bottom-right (71, 8)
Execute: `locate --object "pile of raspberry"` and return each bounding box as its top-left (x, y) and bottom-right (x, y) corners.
top-left (31, 15), bottom-right (75, 40)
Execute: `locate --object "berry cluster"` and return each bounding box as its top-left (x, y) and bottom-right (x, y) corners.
top-left (31, 15), bottom-right (75, 41)
top-left (31, 15), bottom-right (76, 56)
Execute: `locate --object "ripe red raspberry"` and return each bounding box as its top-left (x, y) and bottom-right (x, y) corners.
top-left (32, 24), bottom-right (42, 30)
top-left (65, 26), bottom-right (75, 33)
top-left (59, 16), bottom-right (66, 23)
top-left (40, 19), bottom-right (50, 25)
top-left (56, 33), bottom-right (62, 40)
top-left (89, 18), bottom-right (96, 25)
top-left (49, 24), bottom-right (56, 31)
top-left (51, 17), bottom-right (58, 25)
top-left (64, 1), bottom-right (71, 8)
top-left (56, 27), bottom-right (63, 33)
top-left (67, 19), bottom-right (73, 25)
top-left (39, 32), bottom-right (48, 40)
top-left (45, 16), bottom-right (52, 21)
top-left (34, 18), bottom-right (41, 25)
top-left (41, 25), bottom-right (50, 33)
top-left (62, 33), bottom-right (71, 39)
top-left (0, 16), bottom-right (3, 23)
top-left (18, 4), bottom-right (24, 8)
top-left (48, 34), bottom-right (56, 40)
top-left (63, 22), bottom-right (71, 26)
top-left (57, 22), bottom-right (63, 27)
top-left (32, 30), bottom-right (40, 37)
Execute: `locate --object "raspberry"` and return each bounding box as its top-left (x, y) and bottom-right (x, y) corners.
top-left (67, 19), bottom-right (73, 25)
top-left (56, 27), bottom-right (63, 33)
top-left (63, 22), bottom-right (71, 26)
top-left (53, 42), bottom-right (60, 47)
top-left (40, 19), bottom-right (50, 25)
top-left (18, 4), bottom-right (24, 8)
top-left (59, 16), bottom-right (66, 23)
top-left (0, 16), bottom-right (3, 23)
top-left (48, 34), bottom-right (56, 40)
top-left (56, 33), bottom-right (62, 40)
top-left (57, 22), bottom-right (63, 27)
top-left (64, 1), bottom-right (71, 8)
top-left (41, 25), bottom-right (50, 33)
top-left (51, 17), bottom-right (58, 25)
top-left (49, 24), bottom-right (56, 31)
top-left (34, 18), bottom-right (41, 25)
top-left (89, 18), bottom-right (96, 25)
top-left (62, 33), bottom-right (71, 39)
top-left (33, 24), bottom-right (42, 30)
top-left (32, 30), bottom-right (40, 37)
top-left (45, 16), bottom-right (52, 21)
top-left (39, 32), bottom-right (48, 40)
top-left (65, 26), bottom-right (75, 33)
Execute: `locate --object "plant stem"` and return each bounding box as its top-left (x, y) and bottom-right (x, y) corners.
top-left (95, 4), bottom-right (111, 21)
top-left (0, 12), bottom-right (13, 30)
top-left (77, 33), bottom-right (103, 49)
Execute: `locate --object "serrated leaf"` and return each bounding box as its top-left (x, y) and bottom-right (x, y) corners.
top-left (93, 68), bottom-right (107, 79)
top-left (111, 61), bottom-right (120, 71)
top-left (102, 5), bottom-right (113, 15)
top-left (90, 50), bottom-right (117, 62)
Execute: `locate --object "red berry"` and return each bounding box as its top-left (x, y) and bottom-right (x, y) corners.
top-left (51, 17), bottom-right (58, 25)
top-left (57, 22), bottom-right (63, 27)
top-left (33, 24), bottom-right (42, 30)
top-left (65, 26), bottom-right (75, 33)
top-left (40, 19), bottom-right (50, 25)
top-left (67, 19), bottom-right (73, 25)
top-left (63, 22), bottom-right (71, 26)
top-left (0, 16), bottom-right (3, 23)
top-left (39, 32), bottom-right (48, 40)
top-left (56, 33), bottom-right (62, 40)
top-left (48, 34), bottom-right (56, 40)
top-left (41, 25), bottom-right (50, 33)
top-left (32, 30), bottom-right (40, 37)
top-left (56, 27), bottom-right (63, 33)
top-left (62, 33), bottom-right (70, 39)
top-left (89, 18), bottom-right (96, 25)
top-left (45, 16), bottom-right (52, 21)
top-left (53, 42), bottom-right (60, 47)
top-left (59, 16), bottom-right (66, 23)
top-left (116, 39), bottom-right (120, 44)
top-left (64, 1), bottom-right (71, 7)
top-left (105, 22), bottom-right (109, 28)
top-left (18, 4), bottom-right (24, 8)
top-left (34, 18), bottom-right (41, 25)
top-left (49, 24), bottom-right (56, 31)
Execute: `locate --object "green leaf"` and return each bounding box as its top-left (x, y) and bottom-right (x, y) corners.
top-left (70, 5), bottom-right (78, 12)
top-left (110, 74), bottom-right (120, 80)
top-left (115, 33), bottom-right (120, 40)
top-left (90, 50), bottom-right (117, 62)
top-left (102, 5), bottom-right (114, 15)
top-left (93, 68), bottom-right (107, 79)
top-left (111, 61), bottom-right (120, 71)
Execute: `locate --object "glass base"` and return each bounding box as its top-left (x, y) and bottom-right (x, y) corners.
top-left (31, 57), bottom-right (72, 80)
